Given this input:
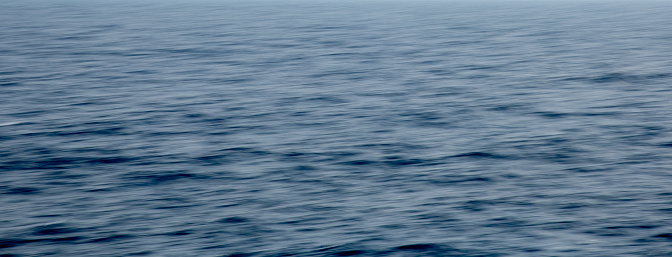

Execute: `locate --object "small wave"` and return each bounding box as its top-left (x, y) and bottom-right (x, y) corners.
top-left (126, 172), bottom-right (203, 185)
top-left (561, 72), bottom-right (672, 84)
top-left (216, 217), bottom-right (250, 224)
top-left (3, 187), bottom-right (40, 195)
top-left (86, 234), bottom-right (134, 243)
top-left (450, 152), bottom-right (506, 159)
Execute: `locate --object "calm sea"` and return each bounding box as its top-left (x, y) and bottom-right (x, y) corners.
top-left (2, 0), bottom-right (672, 256)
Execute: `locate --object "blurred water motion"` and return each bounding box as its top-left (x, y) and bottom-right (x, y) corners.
top-left (2, 0), bottom-right (672, 256)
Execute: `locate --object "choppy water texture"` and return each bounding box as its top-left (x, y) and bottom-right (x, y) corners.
top-left (2, 0), bottom-right (672, 256)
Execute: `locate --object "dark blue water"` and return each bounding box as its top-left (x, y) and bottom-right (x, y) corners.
top-left (2, 0), bottom-right (672, 256)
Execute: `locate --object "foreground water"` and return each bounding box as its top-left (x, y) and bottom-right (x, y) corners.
top-left (2, 0), bottom-right (672, 256)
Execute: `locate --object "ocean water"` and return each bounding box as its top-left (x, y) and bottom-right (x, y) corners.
top-left (2, 0), bottom-right (672, 256)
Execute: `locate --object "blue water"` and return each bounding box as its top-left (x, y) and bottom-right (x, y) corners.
top-left (2, 0), bottom-right (672, 256)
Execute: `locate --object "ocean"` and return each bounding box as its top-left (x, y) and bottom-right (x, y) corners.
top-left (2, 0), bottom-right (672, 256)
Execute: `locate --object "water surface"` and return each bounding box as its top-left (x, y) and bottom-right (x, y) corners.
top-left (2, 0), bottom-right (672, 256)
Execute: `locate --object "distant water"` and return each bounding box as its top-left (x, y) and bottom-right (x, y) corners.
top-left (2, 0), bottom-right (672, 256)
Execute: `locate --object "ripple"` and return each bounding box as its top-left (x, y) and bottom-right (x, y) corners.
top-left (2, 1), bottom-right (672, 256)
